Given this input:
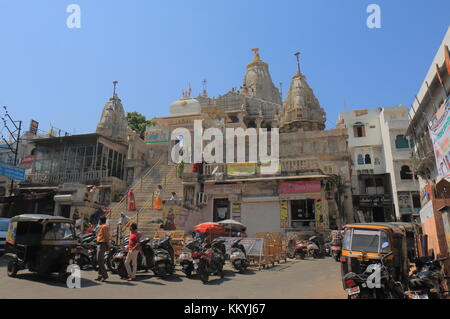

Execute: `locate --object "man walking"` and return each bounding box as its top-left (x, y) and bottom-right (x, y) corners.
top-left (124, 223), bottom-right (141, 281)
top-left (95, 216), bottom-right (110, 282)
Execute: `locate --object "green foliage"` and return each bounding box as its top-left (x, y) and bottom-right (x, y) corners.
top-left (126, 111), bottom-right (154, 139)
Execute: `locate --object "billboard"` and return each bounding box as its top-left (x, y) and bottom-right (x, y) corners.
top-left (227, 163), bottom-right (256, 176)
top-left (429, 98), bottom-right (450, 180)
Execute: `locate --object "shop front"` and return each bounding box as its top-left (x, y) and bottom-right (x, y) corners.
top-left (278, 180), bottom-right (326, 232)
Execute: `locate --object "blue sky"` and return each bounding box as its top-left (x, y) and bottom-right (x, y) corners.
top-left (0, 0), bottom-right (449, 134)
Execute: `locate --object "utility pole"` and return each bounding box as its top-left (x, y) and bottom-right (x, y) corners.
top-left (1, 106), bottom-right (22, 196)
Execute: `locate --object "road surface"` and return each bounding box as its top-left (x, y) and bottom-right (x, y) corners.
top-left (0, 256), bottom-right (346, 299)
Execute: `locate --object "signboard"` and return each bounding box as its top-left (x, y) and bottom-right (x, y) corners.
top-left (218, 237), bottom-right (264, 257)
top-left (231, 203), bottom-right (241, 222)
top-left (29, 120), bottom-right (39, 135)
top-left (429, 98), bottom-right (450, 181)
top-left (280, 201), bottom-right (289, 228)
top-left (419, 201), bottom-right (434, 223)
top-left (227, 163), bottom-right (256, 176)
top-left (19, 155), bottom-right (35, 169)
top-left (279, 180), bottom-right (321, 195)
top-left (315, 200), bottom-right (324, 229)
top-left (204, 183), bottom-right (241, 195)
top-left (442, 211), bottom-right (450, 250)
top-left (146, 131), bottom-right (169, 144)
top-left (398, 193), bottom-right (413, 214)
top-left (0, 161), bottom-right (25, 181)
top-left (258, 161), bottom-right (281, 175)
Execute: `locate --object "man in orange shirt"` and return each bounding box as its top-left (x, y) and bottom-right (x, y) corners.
top-left (95, 216), bottom-right (110, 282)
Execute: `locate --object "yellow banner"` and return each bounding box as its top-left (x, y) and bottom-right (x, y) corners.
top-left (227, 163), bottom-right (256, 176)
top-left (280, 201), bottom-right (289, 228)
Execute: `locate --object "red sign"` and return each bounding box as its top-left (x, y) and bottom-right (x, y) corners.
top-left (279, 181), bottom-right (321, 195)
top-left (19, 155), bottom-right (35, 168)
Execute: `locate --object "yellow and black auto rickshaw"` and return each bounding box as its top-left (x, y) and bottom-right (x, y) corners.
top-left (4, 214), bottom-right (78, 281)
top-left (340, 222), bottom-right (422, 286)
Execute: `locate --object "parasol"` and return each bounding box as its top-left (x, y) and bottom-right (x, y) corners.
top-left (218, 219), bottom-right (247, 232)
top-left (193, 222), bottom-right (225, 234)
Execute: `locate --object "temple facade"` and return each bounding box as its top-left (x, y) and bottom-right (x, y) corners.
top-left (146, 49), bottom-right (354, 237)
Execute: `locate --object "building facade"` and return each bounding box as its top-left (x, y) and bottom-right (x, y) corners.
top-left (406, 27), bottom-right (450, 263)
top-left (337, 105), bottom-right (420, 223)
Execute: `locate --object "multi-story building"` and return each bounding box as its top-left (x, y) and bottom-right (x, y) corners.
top-left (337, 105), bottom-right (420, 223)
top-left (406, 27), bottom-right (450, 262)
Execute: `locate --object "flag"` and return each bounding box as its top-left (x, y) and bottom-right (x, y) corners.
top-left (445, 45), bottom-right (450, 76)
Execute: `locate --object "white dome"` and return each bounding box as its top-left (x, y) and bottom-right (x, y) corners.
top-left (169, 98), bottom-right (201, 117)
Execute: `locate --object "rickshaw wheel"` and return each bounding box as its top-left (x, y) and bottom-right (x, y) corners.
top-left (7, 261), bottom-right (19, 277)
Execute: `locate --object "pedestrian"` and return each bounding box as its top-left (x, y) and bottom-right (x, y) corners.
top-left (154, 185), bottom-right (164, 210)
top-left (95, 216), bottom-right (110, 282)
top-left (124, 223), bottom-right (141, 281)
top-left (118, 212), bottom-right (131, 240)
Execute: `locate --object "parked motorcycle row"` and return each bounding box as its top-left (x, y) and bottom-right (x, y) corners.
top-left (73, 232), bottom-right (249, 284)
top-left (343, 254), bottom-right (449, 299)
top-left (288, 236), bottom-right (341, 261)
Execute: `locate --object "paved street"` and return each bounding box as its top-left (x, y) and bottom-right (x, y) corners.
top-left (0, 256), bottom-right (346, 299)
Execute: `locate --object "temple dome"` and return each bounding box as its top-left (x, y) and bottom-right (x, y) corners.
top-left (169, 98), bottom-right (201, 117)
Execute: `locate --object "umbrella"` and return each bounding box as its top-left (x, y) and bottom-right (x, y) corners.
top-left (194, 222), bottom-right (225, 234)
top-left (218, 219), bottom-right (247, 232)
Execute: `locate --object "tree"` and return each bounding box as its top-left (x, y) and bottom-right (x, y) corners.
top-left (126, 111), bottom-right (154, 139)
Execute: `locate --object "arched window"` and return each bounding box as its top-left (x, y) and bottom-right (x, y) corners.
top-left (395, 135), bottom-right (409, 149)
top-left (365, 154), bottom-right (372, 164)
top-left (357, 154), bottom-right (364, 165)
top-left (400, 165), bottom-right (413, 180)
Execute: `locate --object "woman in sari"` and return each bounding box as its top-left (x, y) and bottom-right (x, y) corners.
top-left (154, 184), bottom-right (164, 210)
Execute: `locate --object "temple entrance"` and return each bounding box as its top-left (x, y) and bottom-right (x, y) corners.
top-left (213, 198), bottom-right (230, 222)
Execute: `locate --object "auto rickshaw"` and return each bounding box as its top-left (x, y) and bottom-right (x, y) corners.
top-left (340, 222), bottom-right (422, 286)
top-left (4, 214), bottom-right (78, 281)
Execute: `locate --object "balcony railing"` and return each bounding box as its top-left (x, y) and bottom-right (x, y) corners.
top-left (202, 158), bottom-right (325, 180)
top-left (25, 170), bottom-right (109, 185)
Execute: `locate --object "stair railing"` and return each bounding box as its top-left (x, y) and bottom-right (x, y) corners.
top-left (108, 156), bottom-right (164, 221)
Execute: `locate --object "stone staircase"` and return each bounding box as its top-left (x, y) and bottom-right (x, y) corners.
top-left (107, 156), bottom-right (186, 239)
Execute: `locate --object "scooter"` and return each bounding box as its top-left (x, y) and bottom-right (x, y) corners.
top-left (179, 238), bottom-right (203, 278)
top-left (331, 244), bottom-right (342, 262)
top-left (151, 237), bottom-right (175, 278)
top-left (113, 238), bottom-right (155, 279)
top-left (230, 238), bottom-right (248, 273)
top-left (198, 238), bottom-right (226, 284)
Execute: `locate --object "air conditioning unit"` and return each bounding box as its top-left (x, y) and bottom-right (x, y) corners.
top-left (196, 192), bottom-right (208, 206)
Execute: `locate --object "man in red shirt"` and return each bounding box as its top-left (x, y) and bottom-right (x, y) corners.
top-left (124, 223), bottom-right (141, 281)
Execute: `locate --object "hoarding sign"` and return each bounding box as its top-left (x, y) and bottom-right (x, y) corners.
top-left (429, 98), bottom-right (450, 180)
top-left (0, 161), bottom-right (25, 181)
top-left (19, 155), bottom-right (35, 169)
top-left (258, 162), bottom-right (281, 175)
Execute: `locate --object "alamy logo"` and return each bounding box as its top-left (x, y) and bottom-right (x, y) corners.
top-left (366, 4), bottom-right (381, 29)
top-left (366, 264), bottom-right (382, 289)
top-left (66, 4), bottom-right (81, 29)
top-left (170, 120), bottom-right (279, 167)
top-left (66, 264), bottom-right (81, 289)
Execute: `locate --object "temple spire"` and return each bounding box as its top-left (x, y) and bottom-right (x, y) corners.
top-left (112, 80), bottom-right (118, 98)
top-left (294, 52), bottom-right (301, 74)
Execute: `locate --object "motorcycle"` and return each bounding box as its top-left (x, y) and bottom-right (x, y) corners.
top-left (179, 238), bottom-right (203, 278)
top-left (331, 244), bottom-right (342, 262)
top-left (113, 238), bottom-right (155, 279)
top-left (198, 238), bottom-right (226, 284)
top-left (291, 240), bottom-right (308, 260)
top-left (307, 240), bottom-right (321, 259)
top-left (343, 247), bottom-right (405, 299)
top-left (151, 237), bottom-right (175, 278)
top-left (407, 257), bottom-right (448, 299)
top-left (324, 242), bottom-right (331, 257)
top-left (74, 232), bottom-right (98, 270)
top-left (230, 238), bottom-right (248, 273)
